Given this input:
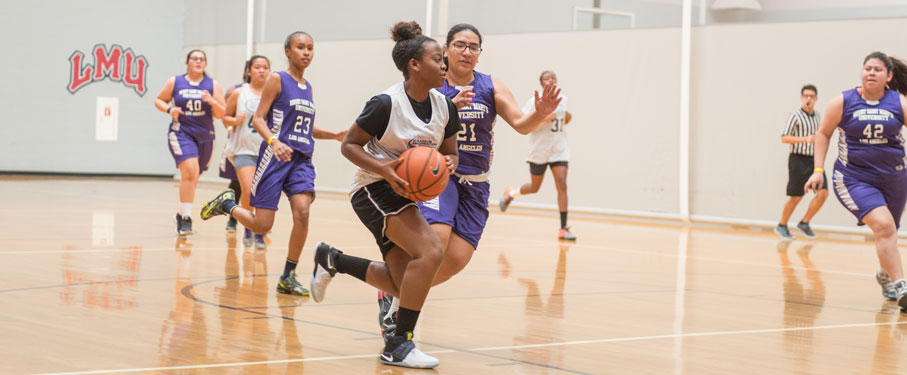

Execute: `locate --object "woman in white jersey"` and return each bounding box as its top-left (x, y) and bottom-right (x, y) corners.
top-left (222, 55), bottom-right (270, 249)
top-left (309, 21), bottom-right (460, 369)
top-left (499, 70), bottom-right (575, 240)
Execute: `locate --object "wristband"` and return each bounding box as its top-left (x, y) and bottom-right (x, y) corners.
top-left (814, 168), bottom-right (824, 173)
top-left (268, 135), bottom-right (278, 145)
top-left (166, 105), bottom-right (174, 114)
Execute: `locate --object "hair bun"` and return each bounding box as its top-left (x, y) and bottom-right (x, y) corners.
top-left (391, 21), bottom-right (422, 42)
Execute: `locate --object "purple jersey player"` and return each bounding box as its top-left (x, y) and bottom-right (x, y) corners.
top-left (154, 49), bottom-right (226, 235)
top-left (807, 51), bottom-right (907, 311)
top-left (201, 32), bottom-right (345, 297)
top-left (416, 23), bottom-right (561, 286)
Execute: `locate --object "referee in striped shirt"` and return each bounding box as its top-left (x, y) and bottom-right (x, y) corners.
top-left (777, 84), bottom-right (828, 239)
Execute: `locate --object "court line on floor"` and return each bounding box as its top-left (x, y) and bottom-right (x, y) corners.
top-left (36, 318), bottom-right (907, 375)
top-left (0, 242), bottom-right (545, 255)
top-left (178, 278), bottom-right (595, 375)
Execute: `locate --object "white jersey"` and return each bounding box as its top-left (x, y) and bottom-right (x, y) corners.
top-left (225, 84), bottom-right (264, 158)
top-left (523, 94), bottom-right (569, 164)
top-left (351, 82), bottom-right (451, 192)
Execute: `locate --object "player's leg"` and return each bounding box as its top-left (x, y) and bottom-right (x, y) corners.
top-left (500, 162), bottom-right (545, 212)
top-left (799, 170), bottom-right (829, 238)
top-left (550, 162), bottom-right (575, 240)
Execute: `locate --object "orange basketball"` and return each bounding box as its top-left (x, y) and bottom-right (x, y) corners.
top-left (395, 146), bottom-right (450, 202)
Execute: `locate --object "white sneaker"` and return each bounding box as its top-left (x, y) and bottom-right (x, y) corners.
top-left (310, 242), bottom-right (339, 303)
top-left (381, 338), bottom-right (439, 369)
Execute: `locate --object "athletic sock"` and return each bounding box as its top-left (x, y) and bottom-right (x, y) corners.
top-left (560, 211), bottom-right (568, 229)
top-left (282, 258), bottom-right (298, 279)
top-left (335, 253), bottom-right (371, 282)
top-left (179, 203), bottom-right (193, 218)
top-left (222, 200), bottom-right (238, 214)
top-left (395, 307), bottom-right (421, 335)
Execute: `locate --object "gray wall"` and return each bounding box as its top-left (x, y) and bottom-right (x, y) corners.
top-left (0, 0), bottom-right (184, 175)
top-left (188, 26), bottom-right (682, 213)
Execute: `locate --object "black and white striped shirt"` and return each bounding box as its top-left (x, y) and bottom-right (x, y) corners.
top-left (782, 108), bottom-right (821, 156)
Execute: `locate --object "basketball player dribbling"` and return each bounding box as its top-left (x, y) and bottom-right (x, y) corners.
top-left (200, 32), bottom-right (345, 297)
top-left (154, 49), bottom-right (226, 235)
top-left (377, 23), bottom-right (563, 338)
top-left (308, 21), bottom-right (461, 369)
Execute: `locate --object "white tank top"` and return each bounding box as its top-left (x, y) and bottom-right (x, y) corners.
top-left (226, 84), bottom-right (264, 158)
top-left (524, 94), bottom-right (569, 157)
top-left (351, 82), bottom-right (451, 192)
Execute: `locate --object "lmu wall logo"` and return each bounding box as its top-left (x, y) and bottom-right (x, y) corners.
top-left (68, 44), bottom-right (149, 96)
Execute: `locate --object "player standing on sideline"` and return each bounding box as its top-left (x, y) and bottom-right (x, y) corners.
top-left (222, 56), bottom-right (271, 249)
top-left (200, 32), bottom-right (345, 296)
top-left (154, 49), bottom-right (225, 235)
top-left (499, 70), bottom-right (576, 241)
top-left (806, 51), bottom-right (907, 310)
top-left (377, 23), bottom-right (563, 337)
top-left (776, 84), bottom-right (827, 239)
top-left (308, 21), bottom-right (460, 369)
top-left (219, 61), bottom-right (252, 234)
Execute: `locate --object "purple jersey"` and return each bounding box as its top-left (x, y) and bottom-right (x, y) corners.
top-left (836, 88), bottom-right (905, 175)
top-left (438, 71), bottom-right (497, 175)
top-left (267, 71), bottom-right (316, 156)
top-left (171, 75), bottom-right (215, 142)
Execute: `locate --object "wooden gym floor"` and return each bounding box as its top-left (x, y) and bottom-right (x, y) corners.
top-left (1, 176), bottom-right (906, 374)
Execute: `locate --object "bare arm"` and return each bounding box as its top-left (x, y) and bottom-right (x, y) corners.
top-left (781, 135), bottom-right (813, 144)
top-left (221, 89), bottom-right (245, 127)
top-left (154, 77), bottom-right (175, 112)
top-left (565, 111), bottom-right (572, 125)
top-left (205, 80), bottom-right (226, 119)
top-left (154, 77), bottom-right (182, 121)
top-left (493, 76), bottom-right (562, 135)
top-left (253, 73), bottom-right (292, 161)
top-left (340, 124), bottom-right (410, 197)
top-left (805, 94), bottom-right (843, 193)
top-left (438, 134), bottom-right (459, 173)
top-left (313, 126), bottom-right (347, 142)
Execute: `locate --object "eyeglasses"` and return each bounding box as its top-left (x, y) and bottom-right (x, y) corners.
top-left (189, 57), bottom-right (206, 62)
top-left (449, 41), bottom-right (482, 54)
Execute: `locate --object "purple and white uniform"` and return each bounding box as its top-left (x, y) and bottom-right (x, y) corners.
top-left (168, 75), bottom-right (216, 170)
top-left (418, 71), bottom-right (497, 249)
top-left (832, 87), bottom-right (907, 227)
top-left (249, 71), bottom-right (317, 211)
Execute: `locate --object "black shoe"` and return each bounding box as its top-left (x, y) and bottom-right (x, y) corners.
top-left (774, 225), bottom-right (793, 240)
top-left (796, 221), bottom-right (816, 238)
top-left (276, 270), bottom-right (310, 296)
top-left (225, 217), bottom-right (237, 233)
top-left (311, 242), bottom-right (340, 302)
top-left (176, 213), bottom-right (193, 235)
top-left (201, 189), bottom-right (236, 220)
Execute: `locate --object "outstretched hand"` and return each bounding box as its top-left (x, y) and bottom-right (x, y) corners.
top-left (452, 86), bottom-right (475, 110)
top-left (533, 83), bottom-right (562, 117)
